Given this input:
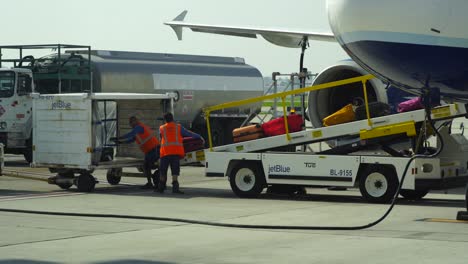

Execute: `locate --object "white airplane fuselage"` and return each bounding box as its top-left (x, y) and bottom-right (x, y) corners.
top-left (328, 0), bottom-right (468, 98)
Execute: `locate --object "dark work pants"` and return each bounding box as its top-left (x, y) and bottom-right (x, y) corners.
top-left (144, 147), bottom-right (160, 183)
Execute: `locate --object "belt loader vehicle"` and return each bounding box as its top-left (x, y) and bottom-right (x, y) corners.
top-left (203, 75), bottom-right (468, 203)
top-left (0, 44), bottom-right (263, 162)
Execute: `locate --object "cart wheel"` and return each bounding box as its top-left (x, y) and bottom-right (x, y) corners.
top-left (76, 172), bottom-right (96, 192)
top-left (399, 189), bottom-right (429, 200)
top-left (56, 171), bottom-right (74, 190)
top-left (106, 168), bottom-right (122, 185)
top-left (359, 165), bottom-right (398, 204)
top-left (57, 181), bottom-right (73, 190)
top-left (229, 162), bottom-right (265, 198)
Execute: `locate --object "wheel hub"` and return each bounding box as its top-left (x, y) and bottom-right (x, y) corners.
top-left (374, 180), bottom-right (383, 189)
top-left (365, 172), bottom-right (388, 198)
top-left (243, 176), bottom-right (252, 184)
top-left (235, 168), bottom-right (256, 192)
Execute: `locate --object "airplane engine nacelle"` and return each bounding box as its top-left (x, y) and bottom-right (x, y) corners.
top-left (307, 60), bottom-right (390, 128)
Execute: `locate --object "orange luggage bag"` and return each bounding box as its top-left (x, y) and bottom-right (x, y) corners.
top-left (232, 124), bottom-right (264, 143)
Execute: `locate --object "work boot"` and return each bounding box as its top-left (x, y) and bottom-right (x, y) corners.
top-left (172, 181), bottom-right (184, 194)
top-left (155, 180), bottom-right (166, 193)
top-left (140, 182), bottom-right (153, 189)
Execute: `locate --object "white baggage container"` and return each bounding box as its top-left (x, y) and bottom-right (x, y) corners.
top-left (32, 92), bottom-right (176, 191)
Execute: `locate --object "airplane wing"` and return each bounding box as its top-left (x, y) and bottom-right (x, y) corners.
top-left (164, 11), bottom-right (336, 48)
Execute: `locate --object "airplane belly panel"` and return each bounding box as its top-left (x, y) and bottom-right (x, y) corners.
top-left (328, 0), bottom-right (468, 95)
top-left (343, 40), bottom-right (468, 96)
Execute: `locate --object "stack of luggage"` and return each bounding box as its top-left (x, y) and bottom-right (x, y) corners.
top-left (323, 102), bottom-right (391, 126)
top-left (261, 114), bottom-right (303, 136)
top-left (232, 124), bottom-right (264, 143)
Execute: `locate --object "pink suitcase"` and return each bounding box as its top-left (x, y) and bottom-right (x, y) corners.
top-left (398, 97), bottom-right (423, 113)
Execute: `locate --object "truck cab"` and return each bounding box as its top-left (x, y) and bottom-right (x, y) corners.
top-left (0, 44), bottom-right (92, 162)
top-left (0, 68), bottom-right (34, 161)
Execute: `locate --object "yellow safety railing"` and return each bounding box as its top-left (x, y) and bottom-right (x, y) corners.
top-left (203, 74), bottom-right (375, 151)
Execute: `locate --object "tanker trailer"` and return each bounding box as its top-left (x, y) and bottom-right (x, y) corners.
top-left (68, 50), bottom-right (264, 146)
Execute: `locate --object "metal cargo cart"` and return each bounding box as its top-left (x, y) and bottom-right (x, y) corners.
top-left (32, 92), bottom-right (176, 191)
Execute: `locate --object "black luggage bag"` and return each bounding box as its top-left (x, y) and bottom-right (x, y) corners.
top-left (355, 102), bottom-right (391, 120)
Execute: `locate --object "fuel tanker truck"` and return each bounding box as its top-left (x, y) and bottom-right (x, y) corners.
top-left (0, 44), bottom-right (263, 162)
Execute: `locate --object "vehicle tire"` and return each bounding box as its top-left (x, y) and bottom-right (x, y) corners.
top-left (23, 135), bottom-right (33, 163)
top-left (23, 148), bottom-right (33, 164)
top-left (57, 181), bottom-right (73, 190)
top-left (267, 185), bottom-right (306, 196)
top-left (56, 171), bottom-right (74, 190)
top-left (399, 189), bottom-right (429, 200)
top-left (229, 162), bottom-right (265, 198)
top-left (106, 168), bottom-right (122, 185)
top-left (76, 172), bottom-right (96, 192)
top-left (465, 183), bottom-right (468, 211)
top-left (359, 165), bottom-right (399, 204)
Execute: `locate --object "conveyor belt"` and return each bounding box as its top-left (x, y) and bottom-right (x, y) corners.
top-left (210, 103), bottom-right (467, 154)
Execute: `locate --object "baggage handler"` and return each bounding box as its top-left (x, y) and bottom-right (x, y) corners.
top-left (156, 112), bottom-right (203, 194)
top-left (111, 116), bottom-right (160, 189)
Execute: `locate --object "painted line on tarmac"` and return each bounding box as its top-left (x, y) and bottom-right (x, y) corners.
top-left (0, 192), bottom-right (85, 202)
top-left (420, 218), bottom-right (468, 224)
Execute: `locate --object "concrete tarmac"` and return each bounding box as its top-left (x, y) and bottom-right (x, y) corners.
top-left (0, 154), bottom-right (467, 264)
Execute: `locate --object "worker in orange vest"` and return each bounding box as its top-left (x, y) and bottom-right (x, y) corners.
top-left (111, 116), bottom-right (160, 189)
top-left (156, 112), bottom-right (203, 194)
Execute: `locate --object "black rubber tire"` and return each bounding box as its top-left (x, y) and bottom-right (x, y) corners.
top-left (23, 148), bottom-right (33, 164)
top-left (229, 162), bottom-right (265, 198)
top-left (466, 183), bottom-right (468, 212)
top-left (106, 168), bottom-right (122, 185)
top-left (55, 171), bottom-right (74, 190)
top-left (359, 165), bottom-right (399, 204)
top-left (57, 182), bottom-right (73, 190)
top-left (76, 172), bottom-right (96, 192)
top-left (267, 185), bottom-right (306, 196)
top-left (399, 189), bottom-right (429, 200)
top-left (23, 135), bottom-right (33, 163)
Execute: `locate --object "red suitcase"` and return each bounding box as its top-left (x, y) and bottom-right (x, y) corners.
top-left (261, 114), bottom-right (304, 137)
top-left (183, 137), bottom-right (205, 153)
top-left (232, 124), bottom-right (264, 143)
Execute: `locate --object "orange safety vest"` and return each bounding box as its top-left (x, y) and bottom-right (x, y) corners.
top-left (159, 122), bottom-right (185, 158)
top-left (135, 122), bottom-right (159, 154)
